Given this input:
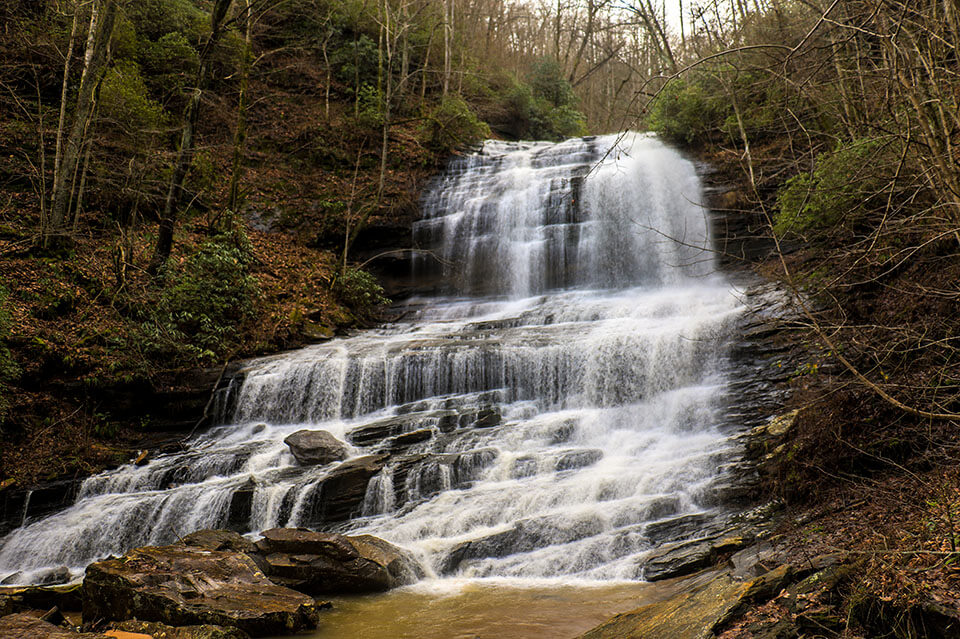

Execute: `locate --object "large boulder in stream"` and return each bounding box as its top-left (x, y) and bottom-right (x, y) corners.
top-left (82, 545), bottom-right (319, 637)
top-left (255, 527), bottom-right (425, 595)
top-left (0, 583), bottom-right (83, 615)
top-left (282, 430), bottom-right (348, 466)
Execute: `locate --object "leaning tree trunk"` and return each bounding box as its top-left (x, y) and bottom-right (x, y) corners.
top-left (226, 0), bottom-right (254, 217)
top-left (148, 0), bottom-right (233, 275)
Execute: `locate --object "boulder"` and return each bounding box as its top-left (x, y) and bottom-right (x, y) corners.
top-left (642, 535), bottom-right (749, 582)
top-left (440, 514), bottom-right (604, 574)
top-left (226, 482), bottom-right (255, 532)
top-left (0, 613), bottom-right (110, 638)
top-left (255, 528), bottom-right (424, 594)
top-left (110, 620), bottom-right (250, 639)
top-left (82, 545), bottom-right (319, 637)
top-left (385, 428), bottom-right (434, 451)
top-left (554, 449), bottom-right (603, 471)
top-left (37, 567), bottom-right (73, 586)
top-left (283, 430), bottom-right (348, 466)
top-left (641, 539), bottom-right (715, 582)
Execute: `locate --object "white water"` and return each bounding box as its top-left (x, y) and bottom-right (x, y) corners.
top-left (0, 133), bottom-right (753, 585)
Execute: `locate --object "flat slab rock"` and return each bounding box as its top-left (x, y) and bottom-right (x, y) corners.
top-left (0, 612), bottom-right (111, 638)
top-left (579, 566), bottom-right (792, 639)
top-left (256, 527), bottom-right (425, 595)
top-left (82, 545), bottom-right (319, 637)
top-left (642, 535), bottom-right (748, 581)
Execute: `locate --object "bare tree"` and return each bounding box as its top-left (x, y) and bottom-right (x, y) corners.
top-left (149, 0), bottom-right (233, 275)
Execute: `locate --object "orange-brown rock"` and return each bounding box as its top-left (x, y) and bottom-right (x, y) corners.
top-left (82, 545), bottom-right (318, 637)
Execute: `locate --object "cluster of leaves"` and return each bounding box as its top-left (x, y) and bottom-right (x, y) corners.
top-left (647, 68), bottom-right (790, 147)
top-left (140, 228), bottom-right (260, 362)
top-left (646, 76), bottom-right (730, 146)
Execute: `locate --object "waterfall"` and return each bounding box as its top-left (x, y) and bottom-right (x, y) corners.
top-left (0, 133), bottom-right (756, 584)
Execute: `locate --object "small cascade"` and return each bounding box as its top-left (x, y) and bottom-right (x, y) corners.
top-left (0, 133), bottom-right (773, 585)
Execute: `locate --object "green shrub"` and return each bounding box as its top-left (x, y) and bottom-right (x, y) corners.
top-left (491, 66), bottom-right (587, 141)
top-left (356, 84), bottom-right (384, 128)
top-left (646, 76), bottom-right (729, 145)
top-left (333, 267), bottom-right (389, 316)
top-left (99, 61), bottom-right (166, 131)
top-left (546, 104), bottom-right (587, 139)
top-left (138, 31), bottom-right (199, 97)
top-left (332, 35), bottom-right (380, 87)
top-left (775, 139), bottom-right (885, 236)
top-left (125, 0), bottom-right (207, 42)
top-left (144, 229), bottom-right (260, 361)
top-left (530, 57), bottom-right (576, 108)
top-left (420, 95), bottom-right (491, 150)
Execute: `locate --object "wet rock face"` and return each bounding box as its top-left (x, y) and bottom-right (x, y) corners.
top-left (300, 454), bottom-right (389, 525)
top-left (283, 430), bottom-right (349, 466)
top-left (255, 527), bottom-right (425, 595)
top-left (82, 545), bottom-right (319, 637)
top-left (580, 571), bottom-right (755, 639)
top-left (0, 613), bottom-right (110, 638)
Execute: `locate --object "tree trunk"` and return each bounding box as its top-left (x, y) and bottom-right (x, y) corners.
top-left (52, 1), bottom-right (80, 220)
top-left (227, 0), bottom-right (254, 217)
top-left (47, 0), bottom-right (117, 247)
top-left (149, 0), bottom-right (233, 275)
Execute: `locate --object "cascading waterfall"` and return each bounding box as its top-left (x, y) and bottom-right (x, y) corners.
top-left (0, 133), bottom-right (756, 585)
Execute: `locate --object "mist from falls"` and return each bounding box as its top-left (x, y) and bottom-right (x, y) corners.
top-left (0, 133), bottom-right (752, 585)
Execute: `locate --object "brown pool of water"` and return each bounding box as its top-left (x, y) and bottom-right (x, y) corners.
top-left (292, 579), bottom-right (677, 639)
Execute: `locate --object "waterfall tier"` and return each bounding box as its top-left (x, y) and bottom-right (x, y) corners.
top-left (0, 133), bottom-right (759, 585)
